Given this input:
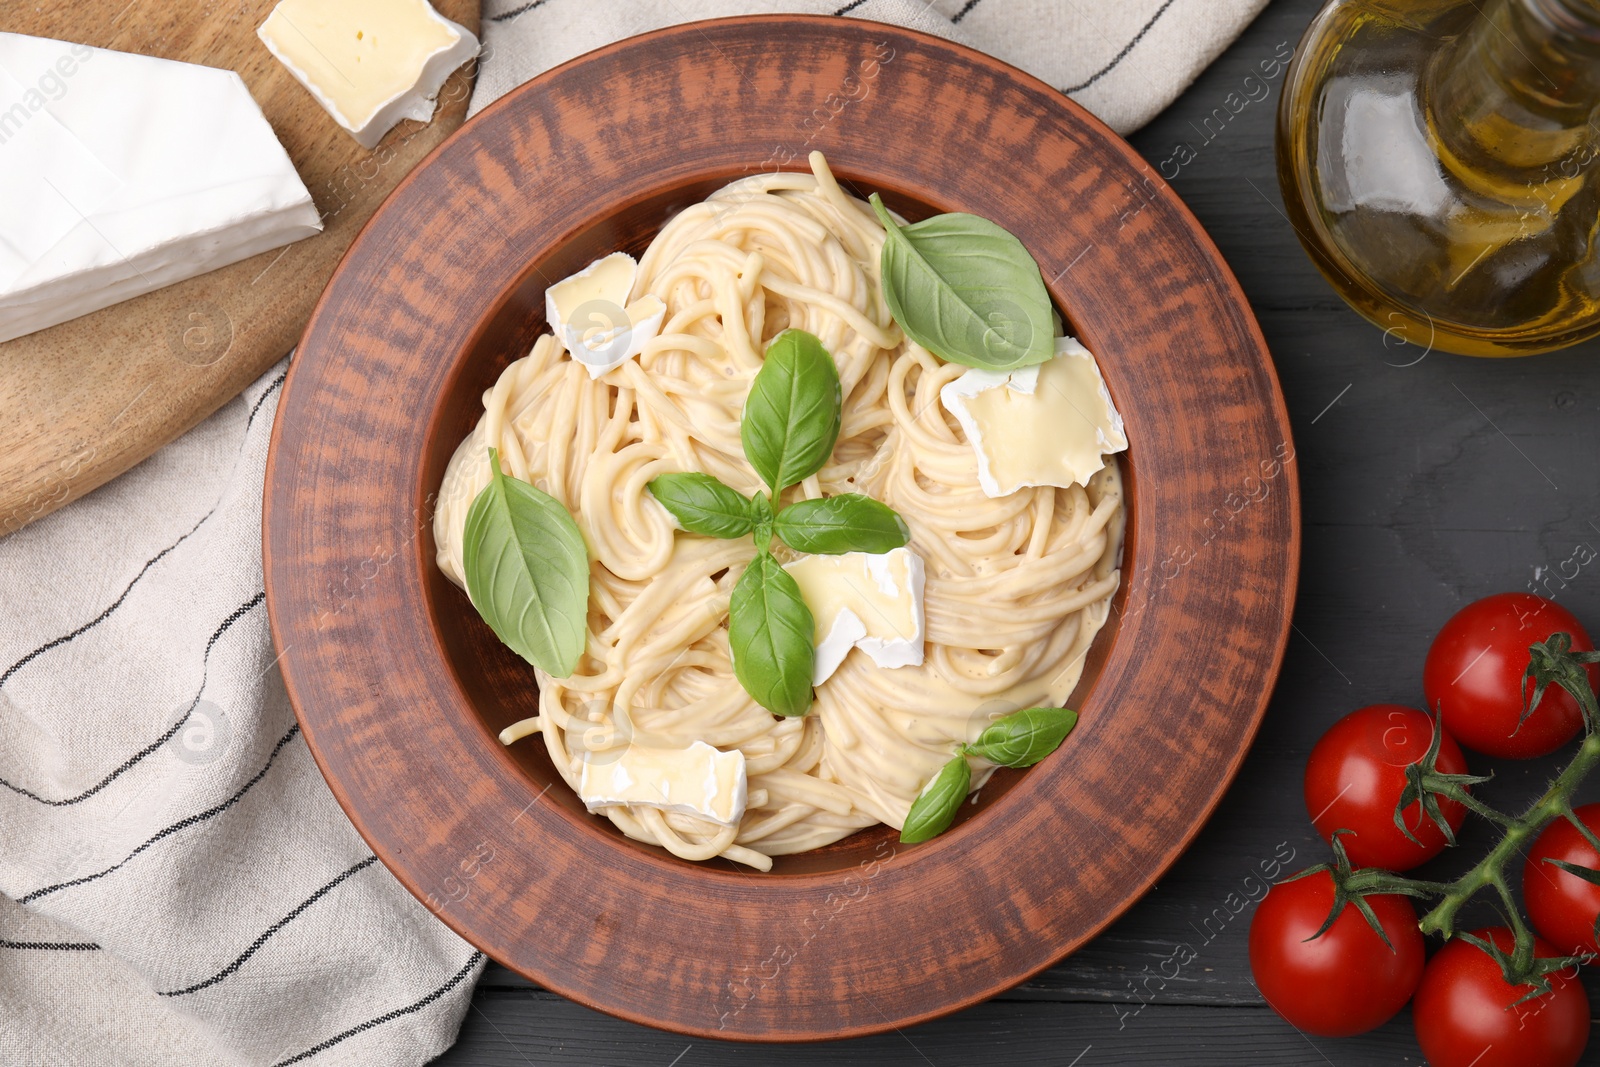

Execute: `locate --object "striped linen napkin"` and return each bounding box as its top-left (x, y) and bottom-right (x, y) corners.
top-left (0, 364), bottom-right (482, 1066)
top-left (0, 1), bottom-right (1266, 1063)
top-left (472, 0), bottom-right (1272, 133)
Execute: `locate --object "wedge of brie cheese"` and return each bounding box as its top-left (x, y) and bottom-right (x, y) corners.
top-left (0, 34), bottom-right (323, 344)
top-left (939, 337), bottom-right (1128, 498)
top-left (257, 0), bottom-right (479, 150)
top-left (577, 740), bottom-right (747, 827)
top-left (545, 252), bottom-right (667, 378)
top-left (785, 546), bottom-right (926, 685)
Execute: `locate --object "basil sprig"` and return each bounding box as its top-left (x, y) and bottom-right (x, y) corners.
top-left (740, 329), bottom-right (843, 493)
top-left (775, 495), bottom-right (910, 555)
top-left (728, 554), bottom-right (815, 718)
top-left (649, 473), bottom-right (756, 539)
top-left (646, 328), bottom-right (912, 717)
top-left (462, 447), bottom-right (591, 678)
top-left (869, 193), bottom-right (1055, 372)
top-left (899, 707), bottom-right (1080, 844)
top-left (749, 487), bottom-right (775, 547)
top-left (901, 754), bottom-right (971, 844)
top-left (963, 707), bottom-right (1079, 767)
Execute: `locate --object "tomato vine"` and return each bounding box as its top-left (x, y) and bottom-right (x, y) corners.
top-left (1300, 633), bottom-right (1600, 996)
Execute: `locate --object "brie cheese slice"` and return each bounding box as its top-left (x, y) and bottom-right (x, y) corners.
top-left (545, 252), bottom-right (666, 378)
top-left (257, 0), bottom-right (479, 150)
top-left (577, 740), bottom-right (747, 827)
top-left (785, 546), bottom-right (926, 685)
top-left (0, 33), bottom-right (323, 344)
top-left (939, 337), bottom-right (1128, 498)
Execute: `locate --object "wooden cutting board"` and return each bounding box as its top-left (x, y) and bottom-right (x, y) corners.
top-left (0, 0), bottom-right (481, 536)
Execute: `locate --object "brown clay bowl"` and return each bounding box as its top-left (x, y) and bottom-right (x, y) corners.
top-left (264, 15), bottom-right (1298, 1041)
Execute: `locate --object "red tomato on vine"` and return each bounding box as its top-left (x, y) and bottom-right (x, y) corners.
top-left (1525, 803), bottom-right (1600, 958)
top-left (1303, 704), bottom-right (1469, 869)
top-left (1248, 868), bottom-right (1423, 1036)
top-left (1412, 928), bottom-right (1588, 1067)
top-left (1423, 593), bottom-right (1597, 759)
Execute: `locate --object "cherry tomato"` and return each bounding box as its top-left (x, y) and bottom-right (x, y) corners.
top-left (1413, 927), bottom-right (1589, 1067)
top-left (1422, 593), bottom-right (1597, 759)
top-left (1525, 803), bottom-right (1600, 958)
top-left (1304, 704), bottom-right (1469, 870)
top-left (1248, 868), bottom-right (1424, 1036)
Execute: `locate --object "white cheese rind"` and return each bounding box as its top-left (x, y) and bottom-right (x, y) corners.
top-left (576, 739), bottom-right (747, 827)
top-left (855, 549), bottom-right (926, 671)
top-left (0, 33), bottom-right (323, 344)
top-left (939, 337), bottom-right (1128, 498)
top-left (785, 546), bottom-right (926, 685)
top-left (812, 608), bottom-right (870, 686)
top-left (257, 0), bottom-right (479, 151)
top-left (545, 252), bottom-right (665, 378)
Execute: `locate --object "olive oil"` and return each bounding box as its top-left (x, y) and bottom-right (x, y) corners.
top-left (1278, 0), bottom-right (1600, 356)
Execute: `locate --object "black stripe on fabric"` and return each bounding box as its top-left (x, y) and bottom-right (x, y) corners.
top-left (270, 952), bottom-right (485, 1066)
top-left (246, 370), bottom-right (289, 429)
top-left (159, 856), bottom-right (380, 998)
top-left (18, 722), bottom-right (300, 904)
top-left (0, 938), bottom-right (100, 950)
top-left (490, 0), bottom-right (551, 23)
top-left (0, 591), bottom-right (266, 806)
top-left (1061, 0), bottom-right (1180, 94)
top-left (0, 505), bottom-right (225, 688)
top-left (951, 0), bottom-right (983, 22)
top-left (833, 0), bottom-right (871, 13)
top-left (1, 371), bottom-right (280, 691)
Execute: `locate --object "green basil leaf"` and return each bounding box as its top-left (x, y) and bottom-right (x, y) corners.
top-left (739, 329), bottom-right (842, 493)
top-left (774, 494), bottom-right (910, 555)
top-left (749, 490), bottom-right (775, 550)
top-left (728, 551), bottom-right (815, 718)
top-left (648, 473), bottom-right (754, 539)
top-left (965, 707), bottom-right (1079, 768)
top-left (869, 193), bottom-right (1054, 372)
top-left (463, 447), bottom-right (590, 678)
top-left (900, 755), bottom-right (971, 843)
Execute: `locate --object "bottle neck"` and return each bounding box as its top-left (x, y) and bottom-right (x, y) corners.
top-left (1431, 0), bottom-right (1600, 171)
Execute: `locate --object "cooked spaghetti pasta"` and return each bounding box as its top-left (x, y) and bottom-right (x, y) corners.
top-left (435, 153), bottom-right (1124, 871)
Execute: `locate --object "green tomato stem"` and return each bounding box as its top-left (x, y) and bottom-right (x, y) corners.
top-left (1418, 728), bottom-right (1600, 945)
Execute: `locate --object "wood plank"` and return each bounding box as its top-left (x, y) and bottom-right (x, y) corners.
top-left (433, 991), bottom-right (1547, 1065)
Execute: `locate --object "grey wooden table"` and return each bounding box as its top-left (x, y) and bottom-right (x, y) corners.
top-left (436, 1), bottom-right (1600, 1062)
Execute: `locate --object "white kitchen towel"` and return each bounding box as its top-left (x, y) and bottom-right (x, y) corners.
top-left (0, 2), bottom-right (1267, 1064)
top-left (471, 0), bottom-right (1272, 134)
top-left (0, 363), bottom-right (483, 1067)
